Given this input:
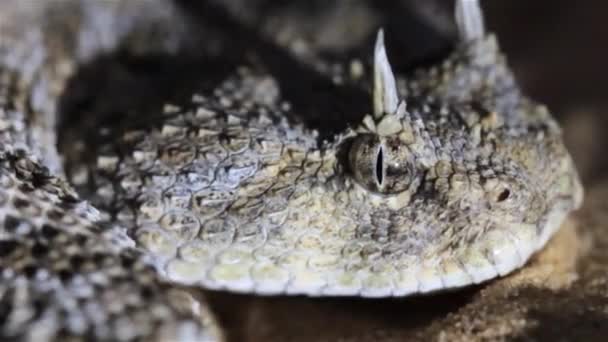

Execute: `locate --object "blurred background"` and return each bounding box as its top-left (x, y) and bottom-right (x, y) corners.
top-left (485, 0), bottom-right (608, 185)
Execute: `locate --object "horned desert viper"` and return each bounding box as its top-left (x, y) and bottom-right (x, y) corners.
top-left (0, 0), bottom-right (582, 340)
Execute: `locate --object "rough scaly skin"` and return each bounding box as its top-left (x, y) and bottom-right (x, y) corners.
top-left (92, 37), bottom-right (581, 296)
top-left (0, 153), bottom-right (220, 341)
top-left (0, 0), bottom-right (220, 340)
top-left (0, 0), bottom-right (583, 340)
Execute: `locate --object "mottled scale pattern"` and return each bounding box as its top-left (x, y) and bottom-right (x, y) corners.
top-left (0, 0), bottom-right (221, 340)
top-left (0, 152), bottom-right (220, 341)
top-left (88, 70), bottom-right (326, 294)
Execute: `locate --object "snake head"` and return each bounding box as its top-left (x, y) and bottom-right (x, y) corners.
top-left (336, 0), bottom-right (583, 295)
top-left (126, 0), bottom-right (582, 298)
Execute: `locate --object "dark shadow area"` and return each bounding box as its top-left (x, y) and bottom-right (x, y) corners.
top-left (174, 0), bottom-right (373, 138)
top-left (203, 283), bottom-right (608, 342)
top-left (57, 53), bottom-right (237, 178)
top-left (205, 286), bottom-right (481, 342)
top-left (518, 292), bottom-right (608, 342)
top-left (484, 0), bottom-right (608, 114)
top-left (370, 1), bottom-right (455, 72)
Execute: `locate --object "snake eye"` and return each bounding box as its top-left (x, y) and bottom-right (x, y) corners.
top-left (375, 145), bottom-right (384, 187)
top-left (349, 134), bottom-right (414, 194)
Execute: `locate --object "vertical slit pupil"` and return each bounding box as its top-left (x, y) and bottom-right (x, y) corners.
top-left (376, 146), bottom-right (384, 186)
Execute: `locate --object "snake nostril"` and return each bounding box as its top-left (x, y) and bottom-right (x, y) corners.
top-left (496, 189), bottom-right (511, 202)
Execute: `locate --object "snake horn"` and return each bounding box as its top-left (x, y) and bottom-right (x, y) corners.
top-left (455, 0), bottom-right (486, 42)
top-left (373, 29), bottom-right (401, 118)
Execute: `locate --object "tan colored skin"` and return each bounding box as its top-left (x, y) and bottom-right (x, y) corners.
top-left (0, 0), bottom-right (582, 340)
